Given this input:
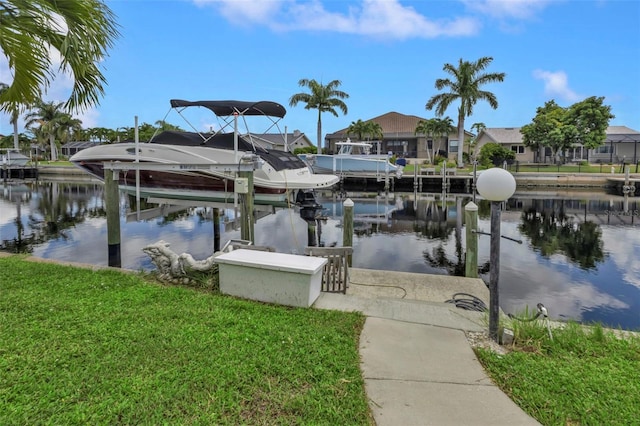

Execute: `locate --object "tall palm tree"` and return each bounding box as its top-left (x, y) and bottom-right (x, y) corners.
top-left (426, 57), bottom-right (505, 167)
top-left (0, 0), bottom-right (119, 112)
top-left (24, 101), bottom-right (71, 161)
top-left (289, 79), bottom-right (349, 154)
top-left (0, 82), bottom-right (21, 150)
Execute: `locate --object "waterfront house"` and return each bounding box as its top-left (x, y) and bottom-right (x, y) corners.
top-left (325, 111), bottom-right (472, 163)
top-left (474, 126), bottom-right (640, 164)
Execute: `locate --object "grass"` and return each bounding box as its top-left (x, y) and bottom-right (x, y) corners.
top-left (33, 160), bottom-right (74, 166)
top-left (0, 256), bottom-right (372, 425)
top-left (475, 319), bottom-right (640, 426)
top-left (401, 162), bottom-right (633, 175)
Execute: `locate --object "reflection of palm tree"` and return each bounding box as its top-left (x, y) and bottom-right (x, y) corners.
top-left (519, 206), bottom-right (606, 269)
top-left (423, 244), bottom-right (464, 276)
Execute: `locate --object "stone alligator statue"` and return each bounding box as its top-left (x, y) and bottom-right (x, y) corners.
top-left (142, 240), bottom-right (217, 283)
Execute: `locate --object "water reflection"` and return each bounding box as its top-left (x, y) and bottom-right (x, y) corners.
top-left (519, 204), bottom-right (606, 270)
top-left (2, 181), bottom-right (640, 331)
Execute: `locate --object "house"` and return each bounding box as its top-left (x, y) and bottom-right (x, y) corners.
top-left (325, 111), bottom-right (472, 162)
top-left (61, 141), bottom-right (100, 157)
top-left (248, 130), bottom-right (314, 152)
top-left (475, 126), bottom-right (640, 164)
top-left (474, 127), bottom-right (530, 162)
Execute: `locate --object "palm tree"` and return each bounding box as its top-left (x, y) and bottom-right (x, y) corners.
top-left (56, 115), bottom-right (83, 144)
top-left (468, 122), bottom-right (486, 159)
top-left (24, 101), bottom-right (72, 161)
top-left (415, 119), bottom-right (435, 164)
top-left (432, 117), bottom-right (455, 162)
top-left (0, 82), bottom-right (21, 151)
top-left (289, 79), bottom-right (349, 154)
top-left (364, 121), bottom-right (383, 142)
top-left (0, 0), bottom-right (119, 112)
top-left (347, 119), bottom-right (368, 141)
top-left (426, 57), bottom-right (506, 167)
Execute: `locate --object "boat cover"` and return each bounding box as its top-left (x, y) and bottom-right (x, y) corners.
top-left (170, 100), bottom-right (286, 118)
top-left (151, 131), bottom-right (307, 171)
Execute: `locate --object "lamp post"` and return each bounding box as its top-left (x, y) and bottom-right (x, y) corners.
top-left (476, 167), bottom-right (517, 341)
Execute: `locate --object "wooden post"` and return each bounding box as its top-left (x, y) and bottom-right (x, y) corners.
top-left (104, 169), bottom-right (121, 267)
top-left (489, 201), bottom-right (501, 341)
top-left (213, 208), bottom-right (221, 252)
top-left (238, 171), bottom-right (254, 243)
top-left (343, 198), bottom-right (354, 266)
top-left (464, 201), bottom-right (478, 278)
top-left (307, 221), bottom-right (317, 247)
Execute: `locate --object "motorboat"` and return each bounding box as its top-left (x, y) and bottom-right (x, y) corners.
top-left (299, 139), bottom-right (402, 176)
top-left (70, 100), bottom-right (339, 205)
top-left (1, 149), bottom-right (29, 167)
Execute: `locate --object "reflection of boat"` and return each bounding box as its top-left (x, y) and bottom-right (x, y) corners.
top-left (1, 149), bottom-right (29, 167)
top-left (299, 139), bottom-right (401, 176)
top-left (70, 100), bottom-right (339, 205)
top-left (321, 195), bottom-right (401, 224)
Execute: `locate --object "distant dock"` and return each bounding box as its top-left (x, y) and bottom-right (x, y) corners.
top-left (1, 165), bottom-right (39, 180)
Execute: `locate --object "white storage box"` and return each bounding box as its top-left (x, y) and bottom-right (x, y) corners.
top-left (215, 249), bottom-right (327, 307)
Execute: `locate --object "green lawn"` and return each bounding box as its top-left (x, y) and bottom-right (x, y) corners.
top-left (476, 321), bottom-right (640, 425)
top-left (401, 162), bottom-right (633, 175)
top-left (0, 256), bottom-right (371, 425)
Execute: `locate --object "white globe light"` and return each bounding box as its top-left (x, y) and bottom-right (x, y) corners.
top-left (476, 168), bottom-right (516, 201)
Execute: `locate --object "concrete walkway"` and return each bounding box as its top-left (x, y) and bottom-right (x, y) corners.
top-left (314, 268), bottom-right (541, 426)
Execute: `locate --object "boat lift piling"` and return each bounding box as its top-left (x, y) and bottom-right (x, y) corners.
top-left (103, 160), bottom-right (256, 268)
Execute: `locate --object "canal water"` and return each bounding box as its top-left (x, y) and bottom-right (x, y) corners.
top-left (2, 178), bottom-right (640, 331)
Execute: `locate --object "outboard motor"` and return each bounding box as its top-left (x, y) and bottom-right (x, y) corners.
top-left (297, 190), bottom-right (323, 222)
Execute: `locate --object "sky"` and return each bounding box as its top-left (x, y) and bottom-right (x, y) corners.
top-left (1, 0), bottom-right (639, 146)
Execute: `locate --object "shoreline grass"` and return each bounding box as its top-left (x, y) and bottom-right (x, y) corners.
top-left (0, 256), bottom-right (372, 425)
top-left (476, 321), bottom-right (640, 425)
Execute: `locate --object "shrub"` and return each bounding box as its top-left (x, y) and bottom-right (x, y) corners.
top-left (478, 143), bottom-right (515, 167)
top-left (293, 146), bottom-right (319, 155)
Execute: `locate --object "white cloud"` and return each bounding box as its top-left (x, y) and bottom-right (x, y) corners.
top-left (194, 0), bottom-right (481, 39)
top-left (532, 69), bottom-right (582, 103)
top-left (463, 0), bottom-right (554, 20)
top-left (194, 0), bottom-right (283, 26)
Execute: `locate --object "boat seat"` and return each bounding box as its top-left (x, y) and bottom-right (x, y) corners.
top-left (304, 246), bottom-right (353, 294)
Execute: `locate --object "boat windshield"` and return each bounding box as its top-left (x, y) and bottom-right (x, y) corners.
top-left (336, 141), bottom-right (373, 155)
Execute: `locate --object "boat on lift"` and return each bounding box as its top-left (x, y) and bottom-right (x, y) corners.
top-left (70, 100), bottom-right (339, 205)
top-left (1, 149), bottom-right (29, 167)
top-left (299, 139), bottom-right (402, 176)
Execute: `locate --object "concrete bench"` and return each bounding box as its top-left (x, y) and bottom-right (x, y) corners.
top-left (215, 249), bottom-right (327, 308)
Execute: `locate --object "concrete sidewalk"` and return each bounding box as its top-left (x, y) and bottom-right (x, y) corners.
top-left (313, 268), bottom-right (540, 426)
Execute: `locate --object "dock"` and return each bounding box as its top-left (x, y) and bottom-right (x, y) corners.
top-left (1, 166), bottom-right (39, 180)
top-left (335, 169), bottom-right (474, 193)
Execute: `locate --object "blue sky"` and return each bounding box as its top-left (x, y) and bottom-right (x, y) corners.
top-left (1, 0), bottom-right (639, 145)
